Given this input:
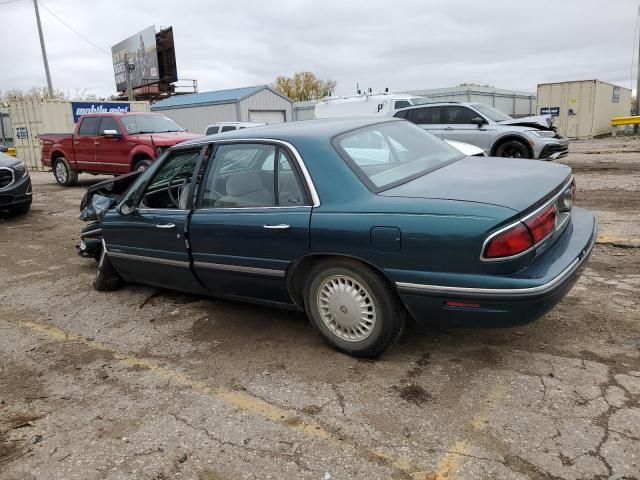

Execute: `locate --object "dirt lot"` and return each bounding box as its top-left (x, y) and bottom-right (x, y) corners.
top-left (1, 137), bottom-right (639, 480)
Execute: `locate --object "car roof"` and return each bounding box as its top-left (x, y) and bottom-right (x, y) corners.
top-left (182, 117), bottom-right (403, 147)
top-left (80, 112), bottom-right (161, 117)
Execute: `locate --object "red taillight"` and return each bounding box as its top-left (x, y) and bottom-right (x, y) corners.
top-left (484, 223), bottom-right (533, 259)
top-left (524, 204), bottom-right (556, 244)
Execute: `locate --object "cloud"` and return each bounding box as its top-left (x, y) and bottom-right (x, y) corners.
top-left (1, 0), bottom-right (637, 98)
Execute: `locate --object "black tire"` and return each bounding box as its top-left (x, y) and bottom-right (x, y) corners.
top-left (11, 201), bottom-right (31, 215)
top-left (304, 259), bottom-right (405, 358)
top-left (53, 158), bottom-right (78, 186)
top-left (494, 140), bottom-right (531, 159)
top-left (81, 222), bottom-right (102, 261)
top-left (132, 159), bottom-right (152, 172)
top-left (93, 248), bottom-right (122, 291)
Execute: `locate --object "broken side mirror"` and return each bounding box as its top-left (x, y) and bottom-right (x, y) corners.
top-left (470, 117), bottom-right (486, 127)
top-left (119, 199), bottom-right (135, 216)
top-left (103, 129), bottom-right (122, 139)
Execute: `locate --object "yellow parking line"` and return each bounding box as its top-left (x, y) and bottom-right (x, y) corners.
top-left (13, 319), bottom-right (433, 478)
top-left (432, 378), bottom-right (508, 480)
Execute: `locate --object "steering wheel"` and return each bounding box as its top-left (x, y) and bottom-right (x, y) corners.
top-left (167, 171), bottom-right (192, 208)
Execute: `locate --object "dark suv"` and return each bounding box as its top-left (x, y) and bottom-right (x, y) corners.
top-left (0, 149), bottom-right (32, 215)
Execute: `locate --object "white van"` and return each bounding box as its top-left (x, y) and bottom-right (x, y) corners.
top-left (314, 93), bottom-right (430, 119)
top-left (204, 122), bottom-right (266, 136)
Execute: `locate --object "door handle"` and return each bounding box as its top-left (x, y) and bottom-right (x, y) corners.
top-left (263, 224), bottom-right (290, 230)
top-left (156, 223), bottom-right (176, 229)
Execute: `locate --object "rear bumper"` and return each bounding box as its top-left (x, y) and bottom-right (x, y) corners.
top-left (395, 207), bottom-right (596, 328)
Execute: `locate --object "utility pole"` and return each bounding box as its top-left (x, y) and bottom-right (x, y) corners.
top-left (33, 0), bottom-right (53, 98)
top-left (124, 54), bottom-right (135, 101)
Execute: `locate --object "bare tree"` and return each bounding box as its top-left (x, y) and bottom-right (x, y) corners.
top-left (272, 72), bottom-right (337, 102)
top-left (0, 87), bottom-right (103, 107)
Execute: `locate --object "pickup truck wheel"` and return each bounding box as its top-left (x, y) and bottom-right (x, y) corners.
top-left (93, 248), bottom-right (122, 291)
top-left (494, 140), bottom-right (531, 159)
top-left (305, 260), bottom-right (405, 358)
top-left (133, 159), bottom-right (152, 172)
top-left (53, 158), bottom-right (78, 186)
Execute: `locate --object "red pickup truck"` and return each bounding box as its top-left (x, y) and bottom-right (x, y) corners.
top-left (40, 112), bottom-right (201, 186)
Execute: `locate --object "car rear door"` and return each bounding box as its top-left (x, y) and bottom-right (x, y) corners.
top-left (74, 116), bottom-right (100, 170)
top-left (102, 147), bottom-right (207, 293)
top-left (95, 116), bottom-right (130, 174)
top-left (189, 141), bottom-right (312, 304)
top-left (399, 106), bottom-right (443, 138)
top-left (440, 106), bottom-right (491, 152)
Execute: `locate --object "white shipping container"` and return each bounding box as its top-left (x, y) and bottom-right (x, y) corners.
top-left (9, 99), bottom-right (150, 170)
top-left (536, 80), bottom-right (631, 139)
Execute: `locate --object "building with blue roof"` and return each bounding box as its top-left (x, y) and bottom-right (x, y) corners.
top-left (150, 85), bottom-right (293, 133)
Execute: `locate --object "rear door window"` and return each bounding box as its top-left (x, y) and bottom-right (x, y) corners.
top-left (221, 126), bottom-right (237, 132)
top-left (78, 117), bottom-right (101, 136)
top-left (407, 107), bottom-right (441, 124)
top-left (205, 126), bottom-right (219, 135)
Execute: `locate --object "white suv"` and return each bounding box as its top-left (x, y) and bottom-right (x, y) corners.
top-left (395, 102), bottom-right (569, 160)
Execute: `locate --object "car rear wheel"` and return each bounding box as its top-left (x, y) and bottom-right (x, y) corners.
top-left (305, 260), bottom-right (405, 358)
top-left (133, 159), bottom-right (152, 172)
top-left (93, 248), bottom-right (122, 291)
top-left (53, 158), bottom-right (78, 186)
top-left (494, 140), bottom-right (530, 159)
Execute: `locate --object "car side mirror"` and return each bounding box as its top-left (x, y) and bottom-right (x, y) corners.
top-left (470, 117), bottom-right (486, 127)
top-left (0, 145), bottom-right (7, 153)
top-left (103, 129), bottom-right (122, 139)
top-left (119, 199), bottom-right (135, 215)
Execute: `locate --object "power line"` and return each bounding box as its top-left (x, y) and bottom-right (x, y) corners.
top-left (0, 0), bottom-right (23, 5)
top-left (38, 0), bottom-right (110, 56)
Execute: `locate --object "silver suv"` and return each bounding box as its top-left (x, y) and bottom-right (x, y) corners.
top-left (394, 102), bottom-right (568, 160)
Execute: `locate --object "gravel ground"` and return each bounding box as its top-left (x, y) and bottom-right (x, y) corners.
top-left (1, 136), bottom-right (639, 480)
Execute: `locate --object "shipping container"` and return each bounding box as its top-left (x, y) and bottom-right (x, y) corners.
top-left (9, 99), bottom-right (150, 170)
top-left (536, 80), bottom-right (631, 139)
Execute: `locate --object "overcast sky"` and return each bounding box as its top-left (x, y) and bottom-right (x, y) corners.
top-left (1, 0), bottom-right (638, 98)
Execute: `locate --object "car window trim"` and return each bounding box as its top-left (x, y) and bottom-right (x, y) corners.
top-left (193, 139), bottom-right (318, 209)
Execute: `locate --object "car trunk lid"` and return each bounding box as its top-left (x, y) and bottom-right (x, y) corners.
top-left (380, 156), bottom-right (572, 212)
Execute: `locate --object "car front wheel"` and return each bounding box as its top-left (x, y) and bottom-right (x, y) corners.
top-left (494, 140), bottom-right (530, 159)
top-left (305, 260), bottom-right (405, 358)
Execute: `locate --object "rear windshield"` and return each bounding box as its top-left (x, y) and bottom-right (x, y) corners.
top-left (335, 121), bottom-right (462, 191)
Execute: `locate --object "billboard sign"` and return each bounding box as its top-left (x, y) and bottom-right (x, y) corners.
top-left (111, 26), bottom-right (159, 91)
top-left (71, 102), bottom-right (132, 123)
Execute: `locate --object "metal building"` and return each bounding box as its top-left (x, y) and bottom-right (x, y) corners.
top-left (400, 85), bottom-right (537, 117)
top-left (537, 80), bottom-right (631, 138)
top-left (150, 85), bottom-right (293, 133)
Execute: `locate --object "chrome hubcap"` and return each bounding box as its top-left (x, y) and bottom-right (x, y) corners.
top-left (137, 164), bottom-right (147, 172)
top-left (317, 274), bottom-right (376, 342)
top-left (55, 162), bottom-right (67, 182)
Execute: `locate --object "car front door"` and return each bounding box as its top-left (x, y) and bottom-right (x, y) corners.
top-left (440, 106), bottom-right (491, 152)
top-left (189, 142), bottom-right (312, 304)
top-left (96, 116), bottom-right (130, 174)
top-left (74, 116), bottom-right (100, 170)
top-left (400, 106), bottom-right (443, 138)
top-left (102, 147), bottom-right (207, 293)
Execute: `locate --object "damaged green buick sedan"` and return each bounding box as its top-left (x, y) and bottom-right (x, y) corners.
top-left (77, 117), bottom-right (596, 358)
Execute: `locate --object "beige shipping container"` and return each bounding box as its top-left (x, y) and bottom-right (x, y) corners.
top-left (536, 80), bottom-right (631, 139)
top-left (9, 99), bottom-right (150, 170)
